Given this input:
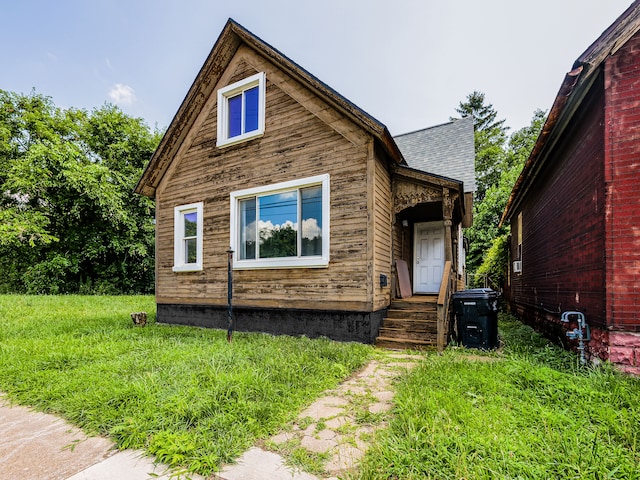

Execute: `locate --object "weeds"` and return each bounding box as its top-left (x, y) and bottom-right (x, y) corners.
top-left (0, 295), bottom-right (372, 476)
top-left (357, 313), bottom-right (640, 479)
top-left (3, 297), bottom-right (639, 479)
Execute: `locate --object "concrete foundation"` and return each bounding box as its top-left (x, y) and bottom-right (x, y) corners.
top-left (157, 304), bottom-right (386, 344)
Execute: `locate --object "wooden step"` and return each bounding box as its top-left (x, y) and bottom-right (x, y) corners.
top-left (375, 336), bottom-right (437, 350)
top-left (375, 296), bottom-right (440, 351)
top-left (378, 327), bottom-right (435, 342)
top-left (390, 300), bottom-right (437, 311)
top-left (380, 318), bottom-right (436, 332)
top-left (385, 309), bottom-right (437, 321)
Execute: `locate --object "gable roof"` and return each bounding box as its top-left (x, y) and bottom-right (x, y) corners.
top-left (394, 116), bottom-right (475, 193)
top-left (134, 19), bottom-right (405, 198)
top-left (501, 1), bottom-right (640, 225)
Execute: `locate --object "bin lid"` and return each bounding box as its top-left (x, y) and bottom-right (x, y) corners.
top-left (452, 288), bottom-right (498, 299)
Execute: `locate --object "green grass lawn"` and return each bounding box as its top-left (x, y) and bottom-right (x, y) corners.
top-left (2, 296), bottom-right (639, 479)
top-left (0, 295), bottom-right (372, 476)
top-left (357, 315), bottom-right (640, 480)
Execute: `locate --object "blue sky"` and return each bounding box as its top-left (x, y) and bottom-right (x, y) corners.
top-left (1, 0), bottom-right (633, 135)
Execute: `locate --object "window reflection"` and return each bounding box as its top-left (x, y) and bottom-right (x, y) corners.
top-left (259, 192), bottom-right (297, 258)
top-left (239, 198), bottom-right (256, 260)
top-left (238, 184), bottom-right (324, 261)
top-left (301, 186), bottom-right (322, 256)
top-left (183, 211), bottom-right (198, 264)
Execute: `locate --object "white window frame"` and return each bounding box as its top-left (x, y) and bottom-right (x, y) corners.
top-left (230, 174), bottom-right (330, 270)
top-left (216, 72), bottom-right (266, 148)
top-left (173, 202), bottom-right (204, 272)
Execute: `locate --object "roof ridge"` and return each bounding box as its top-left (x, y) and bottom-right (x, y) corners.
top-left (393, 116), bottom-right (470, 139)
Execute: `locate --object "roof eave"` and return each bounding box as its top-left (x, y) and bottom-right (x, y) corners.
top-left (233, 21), bottom-right (404, 164)
top-left (134, 19), bottom-right (405, 198)
top-left (500, 1), bottom-right (640, 226)
top-left (134, 20), bottom-right (242, 198)
top-left (500, 65), bottom-right (584, 226)
top-left (392, 163), bottom-right (466, 217)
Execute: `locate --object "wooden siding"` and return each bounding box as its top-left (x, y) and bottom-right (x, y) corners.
top-left (604, 30), bottom-right (640, 330)
top-left (155, 48), bottom-right (377, 312)
top-left (509, 82), bottom-right (606, 328)
top-left (373, 146), bottom-right (393, 310)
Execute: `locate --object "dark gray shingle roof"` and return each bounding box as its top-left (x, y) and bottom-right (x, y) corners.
top-left (393, 116), bottom-right (475, 193)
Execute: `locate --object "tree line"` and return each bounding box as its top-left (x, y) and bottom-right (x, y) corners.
top-left (0, 89), bottom-right (542, 294)
top-left (456, 91), bottom-right (545, 288)
top-left (0, 90), bottom-right (160, 294)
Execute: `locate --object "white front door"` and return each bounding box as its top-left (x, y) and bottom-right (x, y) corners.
top-left (413, 221), bottom-right (445, 293)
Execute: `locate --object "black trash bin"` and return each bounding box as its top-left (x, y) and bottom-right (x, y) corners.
top-left (452, 288), bottom-right (499, 349)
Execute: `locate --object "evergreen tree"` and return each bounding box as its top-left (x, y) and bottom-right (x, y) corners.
top-left (467, 109), bottom-right (546, 287)
top-left (455, 91), bottom-right (509, 201)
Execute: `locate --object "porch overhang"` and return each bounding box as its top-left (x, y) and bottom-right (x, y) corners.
top-left (391, 164), bottom-right (465, 220)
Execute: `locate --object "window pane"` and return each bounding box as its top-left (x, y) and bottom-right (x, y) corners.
top-left (228, 94), bottom-right (242, 137)
top-left (244, 86), bottom-right (259, 133)
top-left (259, 192), bottom-right (297, 258)
top-left (185, 238), bottom-right (197, 264)
top-left (301, 186), bottom-right (323, 256)
top-left (184, 211), bottom-right (197, 237)
top-left (239, 198), bottom-right (256, 260)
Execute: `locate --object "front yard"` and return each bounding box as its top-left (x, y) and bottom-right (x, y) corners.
top-left (357, 318), bottom-right (640, 479)
top-left (0, 295), bottom-right (639, 478)
top-left (0, 295), bottom-right (371, 476)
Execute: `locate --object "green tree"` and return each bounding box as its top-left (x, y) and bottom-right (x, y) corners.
top-left (455, 91), bottom-right (508, 201)
top-left (0, 90), bottom-right (161, 294)
top-left (468, 109), bottom-right (546, 287)
top-left (259, 224), bottom-right (297, 258)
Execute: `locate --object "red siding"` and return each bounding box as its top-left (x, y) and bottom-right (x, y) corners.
top-left (509, 82), bottom-right (606, 332)
top-left (604, 30), bottom-right (640, 330)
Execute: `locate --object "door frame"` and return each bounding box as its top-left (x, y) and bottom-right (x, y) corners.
top-left (413, 221), bottom-right (445, 294)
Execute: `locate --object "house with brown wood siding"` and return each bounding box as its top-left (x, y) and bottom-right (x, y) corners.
top-left (501, 2), bottom-right (640, 374)
top-left (135, 19), bottom-right (475, 349)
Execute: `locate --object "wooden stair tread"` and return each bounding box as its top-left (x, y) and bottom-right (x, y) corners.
top-left (379, 326), bottom-right (434, 333)
top-left (385, 310), bottom-right (436, 319)
top-left (375, 337), bottom-right (437, 350)
top-left (385, 316), bottom-right (436, 322)
top-left (389, 302), bottom-right (437, 310)
top-left (376, 335), bottom-right (435, 343)
top-left (375, 296), bottom-right (441, 351)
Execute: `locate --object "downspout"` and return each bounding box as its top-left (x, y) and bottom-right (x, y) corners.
top-left (227, 247), bottom-right (234, 342)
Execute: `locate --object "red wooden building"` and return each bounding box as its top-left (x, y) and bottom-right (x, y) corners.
top-left (501, 2), bottom-right (640, 374)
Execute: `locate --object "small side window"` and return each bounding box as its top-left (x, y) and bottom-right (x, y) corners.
top-left (514, 212), bottom-right (523, 274)
top-left (217, 72), bottom-right (266, 147)
top-left (173, 202), bottom-right (203, 272)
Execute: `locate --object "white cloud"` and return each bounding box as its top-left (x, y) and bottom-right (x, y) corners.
top-left (256, 219), bottom-right (320, 239)
top-left (258, 219), bottom-right (297, 239)
top-left (302, 218), bottom-right (321, 239)
top-left (108, 83), bottom-right (136, 105)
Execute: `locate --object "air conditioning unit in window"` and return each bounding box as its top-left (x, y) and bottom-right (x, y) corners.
top-left (513, 260), bottom-right (522, 273)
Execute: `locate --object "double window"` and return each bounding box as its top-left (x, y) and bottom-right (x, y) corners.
top-left (173, 202), bottom-right (203, 272)
top-left (217, 72), bottom-right (266, 147)
top-left (230, 175), bottom-right (330, 269)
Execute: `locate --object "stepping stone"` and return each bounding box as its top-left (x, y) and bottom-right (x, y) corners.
top-left (217, 447), bottom-right (319, 480)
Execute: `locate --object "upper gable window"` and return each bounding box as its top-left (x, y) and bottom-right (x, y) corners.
top-left (217, 72), bottom-right (266, 147)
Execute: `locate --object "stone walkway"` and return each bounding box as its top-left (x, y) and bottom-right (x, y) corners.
top-left (215, 351), bottom-right (421, 479)
top-left (0, 393), bottom-right (200, 480)
top-left (0, 352), bottom-right (421, 480)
